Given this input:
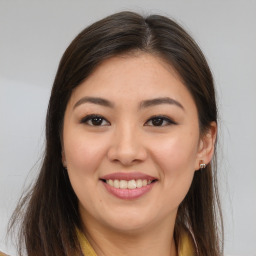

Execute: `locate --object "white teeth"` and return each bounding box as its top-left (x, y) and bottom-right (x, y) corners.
top-left (142, 179), bottom-right (147, 186)
top-left (106, 179), bottom-right (154, 189)
top-left (108, 179), bottom-right (114, 186)
top-left (113, 180), bottom-right (119, 188)
top-left (127, 180), bottom-right (136, 189)
top-left (119, 180), bottom-right (128, 189)
top-left (136, 179), bottom-right (142, 188)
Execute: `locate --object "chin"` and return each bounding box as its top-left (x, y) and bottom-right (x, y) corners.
top-left (101, 210), bottom-right (158, 233)
top-left (106, 220), bottom-right (151, 234)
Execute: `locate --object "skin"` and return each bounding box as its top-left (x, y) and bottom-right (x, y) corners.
top-left (62, 53), bottom-right (216, 256)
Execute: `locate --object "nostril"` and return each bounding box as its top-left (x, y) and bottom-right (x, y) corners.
top-left (107, 141), bottom-right (148, 165)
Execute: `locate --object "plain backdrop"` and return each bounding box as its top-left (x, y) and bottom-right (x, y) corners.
top-left (0, 1), bottom-right (256, 255)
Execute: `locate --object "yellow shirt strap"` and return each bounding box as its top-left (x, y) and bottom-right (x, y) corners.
top-left (77, 227), bottom-right (196, 256)
top-left (77, 228), bottom-right (97, 256)
top-left (178, 228), bottom-right (197, 256)
top-left (0, 252), bottom-right (9, 256)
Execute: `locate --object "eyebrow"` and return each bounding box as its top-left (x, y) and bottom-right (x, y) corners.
top-left (140, 97), bottom-right (184, 110)
top-left (73, 96), bottom-right (184, 110)
top-left (73, 97), bottom-right (114, 109)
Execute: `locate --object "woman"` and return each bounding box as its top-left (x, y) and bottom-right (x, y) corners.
top-left (9, 11), bottom-right (223, 256)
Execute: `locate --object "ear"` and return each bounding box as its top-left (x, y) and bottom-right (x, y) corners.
top-left (195, 122), bottom-right (217, 170)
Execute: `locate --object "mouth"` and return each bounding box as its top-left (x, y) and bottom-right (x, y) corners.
top-left (100, 172), bottom-right (158, 200)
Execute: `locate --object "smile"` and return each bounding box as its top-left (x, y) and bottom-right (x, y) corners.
top-left (100, 172), bottom-right (157, 199)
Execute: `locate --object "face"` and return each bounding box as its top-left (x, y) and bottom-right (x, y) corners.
top-left (62, 53), bottom-right (213, 234)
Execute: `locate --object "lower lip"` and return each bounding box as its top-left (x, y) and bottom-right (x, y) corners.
top-left (102, 181), bottom-right (155, 200)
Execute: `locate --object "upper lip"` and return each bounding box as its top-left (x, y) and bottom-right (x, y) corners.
top-left (100, 172), bottom-right (158, 181)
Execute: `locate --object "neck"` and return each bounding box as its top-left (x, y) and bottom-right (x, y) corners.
top-left (82, 215), bottom-right (177, 256)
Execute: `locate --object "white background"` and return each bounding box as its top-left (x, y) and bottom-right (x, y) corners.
top-left (0, 1), bottom-right (256, 255)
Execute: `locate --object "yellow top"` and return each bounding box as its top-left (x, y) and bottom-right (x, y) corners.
top-left (77, 228), bottom-right (196, 256)
top-left (0, 228), bottom-right (195, 256)
top-left (0, 252), bottom-right (9, 256)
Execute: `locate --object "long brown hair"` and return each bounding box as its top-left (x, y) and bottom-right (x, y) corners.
top-left (9, 11), bottom-right (223, 256)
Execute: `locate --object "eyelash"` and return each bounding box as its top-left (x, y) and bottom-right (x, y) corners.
top-left (80, 114), bottom-right (177, 127)
top-left (80, 114), bottom-right (110, 126)
top-left (145, 115), bottom-right (177, 127)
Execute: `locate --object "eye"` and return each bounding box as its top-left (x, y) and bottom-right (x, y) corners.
top-left (145, 115), bottom-right (176, 127)
top-left (80, 114), bottom-right (110, 126)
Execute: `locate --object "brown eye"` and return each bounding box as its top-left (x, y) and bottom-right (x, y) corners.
top-left (151, 117), bottom-right (164, 126)
top-left (81, 115), bottom-right (110, 126)
top-left (145, 116), bottom-right (176, 127)
top-left (90, 117), bottom-right (104, 126)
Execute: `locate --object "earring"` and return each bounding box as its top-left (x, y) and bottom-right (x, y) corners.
top-left (200, 161), bottom-right (206, 169)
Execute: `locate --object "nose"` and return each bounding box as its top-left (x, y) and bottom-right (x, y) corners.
top-left (107, 124), bottom-right (147, 166)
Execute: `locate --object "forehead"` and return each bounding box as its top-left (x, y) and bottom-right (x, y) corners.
top-left (68, 53), bottom-right (196, 111)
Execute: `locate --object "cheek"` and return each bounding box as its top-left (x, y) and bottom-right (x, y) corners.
top-left (152, 134), bottom-right (199, 173)
top-left (150, 133), bottom-right (198, 202)
top-left (64, 133), bottom-right (108, 213)
top-left (64, 132), bottom-right (108, 175)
